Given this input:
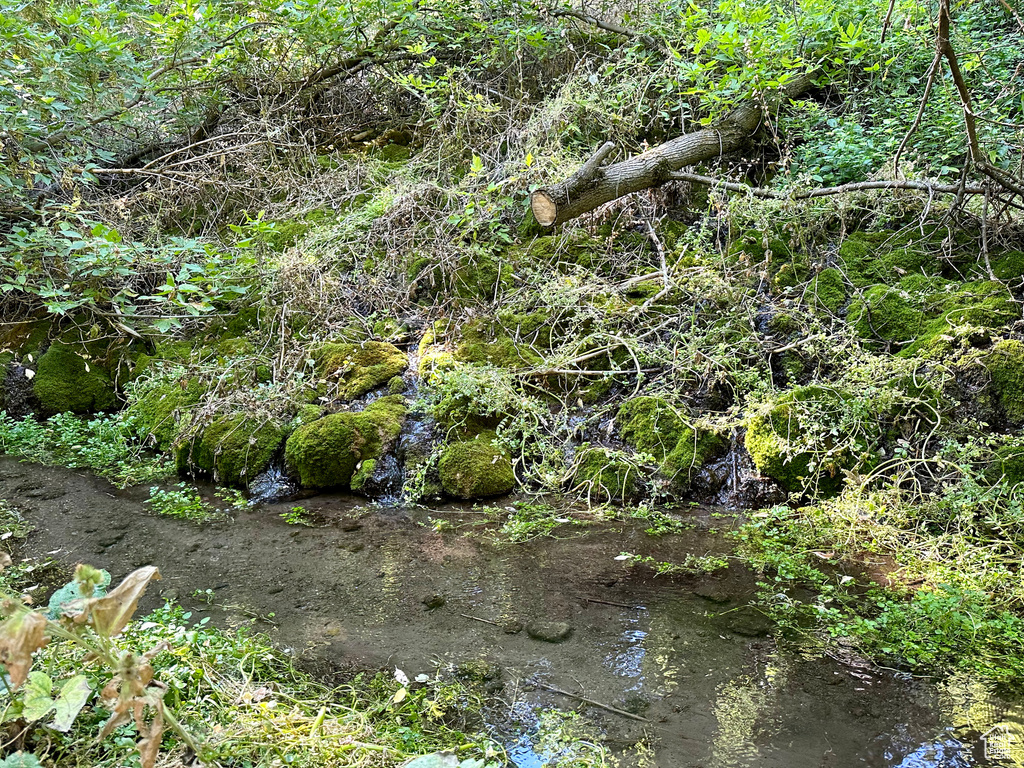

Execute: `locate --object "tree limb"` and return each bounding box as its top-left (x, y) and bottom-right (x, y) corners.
top-left (668, 171), bottom-right (985, 199)
top-left (529, 71), bottom-right (820, 227)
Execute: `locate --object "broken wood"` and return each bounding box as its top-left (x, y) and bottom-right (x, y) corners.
top-left (534, 681), bottom-right (650, 722)
top-left (529, 71), bottom-right (819, 227)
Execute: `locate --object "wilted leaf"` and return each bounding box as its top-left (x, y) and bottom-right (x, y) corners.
top-left (0, 610), bottom-right (47, 689)
top-left (87, 566), bottom-right (160, 638)
top-left (392, 686), bottom-right (408, 705)
top-left (135, 706), bottom-right (164, 768)
top-left (404, 754), bottom-right (459, 768)
top-left (21, 671), bottom-right (54, 722)
top-left (0, 553), bottom-right (11, 571)
top-left (51, 675), bottom-right (91, 732)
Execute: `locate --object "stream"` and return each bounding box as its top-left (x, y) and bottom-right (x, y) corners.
top-left (1, 456), bottom-right (1022, 767)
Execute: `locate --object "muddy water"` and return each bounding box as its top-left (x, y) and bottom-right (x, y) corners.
top-left (2, 457), bottom-right (1022, 768)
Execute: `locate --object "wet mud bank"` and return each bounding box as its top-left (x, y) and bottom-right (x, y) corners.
top-left (0, 456), bottom-right (1020, 767)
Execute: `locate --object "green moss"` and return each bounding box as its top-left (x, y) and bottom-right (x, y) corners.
top-left (772, 258), bottom-right (810, 291)
top-left (992, 250), bottom-right (1024, 282)
top-left (807, 268), bottom-right (847, 312)
top-left (455, 335), bottom-right (541, 368)
top-left (32, 344), bottom-right (117, 416)
top-left (573, 447), bottom-right (644, 504)
top-left (373, 143), bottom-right (412, 163)
top-left (616, 397), bottom-right (725, 488)
top-left (314, 341), bottom-right (408, 400)
top-left (284, 395), bottom-right (406, 489)
top-left (989, 440), bottom-right (1024, 485)
top-left (899, 281), bottom-right (1018, 358)
top-left (0, 320), bottom-right (50, 359)
top-left (617, 397), bottom-right (687, 459)
top-left (744, 386), bottom-right (848, 494)
top-left (495, 311), bottom-right (553, 349)
top-left (128, 379), bottom-right (206, 450)
top-left (984, 340), bottom-right (1024, 424)
top-left (177, 415), bottom-right (284, 486)
top-left (350, 458), bottom-right (377, 492)
top-left (506, 232), bottom-right (607, 272)
top-left (848, 285), bottom-right (927, 345)
top-left (437, 431), bottom-right (515, 499)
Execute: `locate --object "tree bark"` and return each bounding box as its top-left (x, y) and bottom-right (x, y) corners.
top-left (530, 71), bottom-right (819, 227)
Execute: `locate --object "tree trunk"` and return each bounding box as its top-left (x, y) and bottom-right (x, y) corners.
top-left (530, 72), bottom-right (819, 227)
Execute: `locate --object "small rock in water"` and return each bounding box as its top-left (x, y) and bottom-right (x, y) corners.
top-left (693, 583), bottom-right (732, 603)
top-left (501, 619), bottom-right (524, 634)
top-left (526, 621), bottom-right (573, 643)
top-left (455, 659), bottom-right (501, 681)
top-left (421, 593), bottom-right (446, 610)
top-left (725, 610), bottom-right (773, 637)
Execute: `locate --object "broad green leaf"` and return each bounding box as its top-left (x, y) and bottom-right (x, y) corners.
top-left (51, 675), bottom-right (91, 732)
top-left (21, 671), bottom-right (54, 722)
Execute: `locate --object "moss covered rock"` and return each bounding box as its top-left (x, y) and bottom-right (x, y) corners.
top-left (989, 440), bottom-right (1024, 485)
top-left (314, 341), bottom-right (408, 400)
top-left (438, 431), bottom-right (514, 499)
top-left (616, 396), bottom-right (725, 488)
top-left (807, 268), bottom-right (847, 312)
top-left (32, 344), bottom-right (117, 416)
top-left (744, 386), bottom-right (850, 494)
top-left (984, 340), bottom-right (1024, 424)
top-left (284, 395), bottom-right (406, 489)
top-left (573, 447), bottom-right (644, 504)
top-left (848, 285), bottom-right (927, 345)
top-left (177, 415), bottom-right (284, 486)
top-left (128, 379), bottom-right (206, 450)
top-left (992, 250), bottom-right (1024, 283)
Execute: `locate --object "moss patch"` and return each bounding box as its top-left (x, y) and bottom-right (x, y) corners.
top-left (177, 415), bottom-right (284, 486)
top-left (984, 340), bottom-right (1024, 424)
top-left (574, 447), bottom-right (644, 504)
top-left (616, 396), bottom-right (725, 488)
top-left (848, 285), bottom-right (927, 345)
top-left (284, 395), bottom-right (406, 489)
top-left (32, 344), bottom-right (117, 416)
top-left (807, 268), bottom-right (847, 312)
top-left (438, 431), bottom-right (514, 499)
top-left (314, 341), bottom-right (408, 400)
top-left (744, 386), bottom-right (849, 494)
top-left (128, 379), bottom-right (206, 450)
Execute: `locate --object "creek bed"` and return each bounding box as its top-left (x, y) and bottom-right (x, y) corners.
top-left (0, 456), bottom-right (1020, 767)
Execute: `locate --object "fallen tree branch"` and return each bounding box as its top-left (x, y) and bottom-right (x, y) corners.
top-left (533, 681), bottom-right (650, 722)
top-left (668, 171), bottom-right (985, 199)
top-left (529, 71), bottom-right (820, 227)
top-left (543, 6), bottom-right (661, 48)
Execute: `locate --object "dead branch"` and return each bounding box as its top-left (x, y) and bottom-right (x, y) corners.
top-left (529, 71), bottom-right (820, 227)
top-left (668, 171), bottom-right (985, 199)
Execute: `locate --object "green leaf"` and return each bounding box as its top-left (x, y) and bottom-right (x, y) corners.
top-left (21, 671), bottom-right (55, 722)
top-left (51, 675), bottom-right (91, 732)
top-left (1, 753), bottom-right (44, 768)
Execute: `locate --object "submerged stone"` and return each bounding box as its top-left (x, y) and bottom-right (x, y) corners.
top-left (526, 621), bottom-right (573, 643)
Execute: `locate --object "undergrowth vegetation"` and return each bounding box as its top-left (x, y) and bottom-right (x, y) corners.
top-left (3, 0), bottom-right (1024, 756)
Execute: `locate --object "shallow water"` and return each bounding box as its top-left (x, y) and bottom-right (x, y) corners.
top-left (1, 456), bottom-right (1022, 767)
